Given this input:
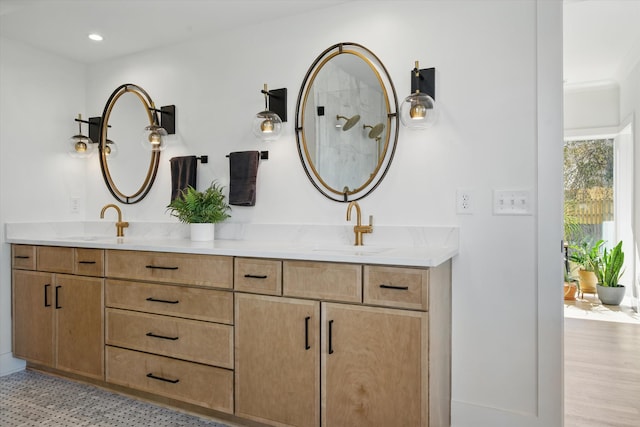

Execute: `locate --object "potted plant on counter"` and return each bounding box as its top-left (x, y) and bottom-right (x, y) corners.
top-left (568, 239), bottom-right (603, 298)
top-left (167, 181), bottom-right (231, 241)
top-left (594, 240), bottom-right (626, 306)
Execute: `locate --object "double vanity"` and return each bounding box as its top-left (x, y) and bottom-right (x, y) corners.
top-left (8, 222), bottom-right (457, 427)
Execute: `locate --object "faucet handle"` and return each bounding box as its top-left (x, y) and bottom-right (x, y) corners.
top-left (369, 215), bottom-right (373, 226)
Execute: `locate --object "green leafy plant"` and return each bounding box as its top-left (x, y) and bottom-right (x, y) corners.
top-left (568, 239), bottom-right (604, 272)
top-left (166, 181), bottom-right (231, 224)
top-left (594, 240), bottom-right (624, 287)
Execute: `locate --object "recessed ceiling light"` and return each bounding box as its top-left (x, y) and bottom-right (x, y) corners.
top-left (88, 33), bottom-right (103, 42)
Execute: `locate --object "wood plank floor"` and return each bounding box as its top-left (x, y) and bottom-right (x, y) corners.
top-left (564, 317), bottom-right (640, 427)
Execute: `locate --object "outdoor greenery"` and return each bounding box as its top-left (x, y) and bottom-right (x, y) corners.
top-left (594, 240), bottom-right (625, 287)
top-left (166, 181), bottom-right (231, 224)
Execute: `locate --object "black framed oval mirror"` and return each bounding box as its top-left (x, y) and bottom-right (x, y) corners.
top-left (99, 84), bottom-right (161, 204)
top-left (295, 42), bottom-right (399, 202)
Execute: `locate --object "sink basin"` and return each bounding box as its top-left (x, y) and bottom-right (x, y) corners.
top-left (310, 245), bottom-right (390, 255)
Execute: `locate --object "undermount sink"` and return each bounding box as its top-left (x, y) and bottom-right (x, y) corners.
top-left (310, 245), bottom-right (390, 255)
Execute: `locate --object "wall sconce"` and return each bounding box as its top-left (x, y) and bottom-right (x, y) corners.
top-left (141, 105), bottom-right (175, 152)
top-left (69, 114), bottom-right (96, 158)
top-left (252, 84), bottom-right (287, 142)
top-left (399, 61), bottom-right (437, 130)
top-left (336, 114), bottom-right (360, 131)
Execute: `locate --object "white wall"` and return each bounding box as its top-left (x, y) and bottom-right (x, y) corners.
top-left (0, 37), bottom-right (87, 374)
top-left (0, 1), bottom-right (563, 426)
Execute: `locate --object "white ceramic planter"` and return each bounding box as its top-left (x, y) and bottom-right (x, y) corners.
top-left (596, 284), bottom-right (625, 306)
top-left (190, 223), bottom-right (215, 241)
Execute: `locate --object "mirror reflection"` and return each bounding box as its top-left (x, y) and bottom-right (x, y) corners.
top-left (296, 43), bottom-right (398, 202)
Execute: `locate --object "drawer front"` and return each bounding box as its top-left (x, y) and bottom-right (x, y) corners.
top-left (234, 258), bottom-right (282, 296)
top-left (106, 308), bottom-right (233, 368)
top-left (74, 248), bottom-right (104, 277)
top-left (106, 346), bottom-right (233, 413)
top-left (37, 246), bottom-right (74, 274)
top-left (12, 245), bottom-right (36, 270)
top-left (105, 250), bottom-right (232, 289)
top-left (283, 261), bottom-right (362, 303)
top-left (364, 266), bottom-right (429, 311)
top-left (105, 279), bottom-right (233, 324)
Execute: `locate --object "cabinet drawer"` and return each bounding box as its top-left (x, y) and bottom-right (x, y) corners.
top-left (364, 266), bottom-right (429, 311)
top-left (106, 308), bottom-right (233, 369)
top-left (234, 258), bottom-right (282, 296)
top-left (74, 248), bottom-right (104, 277)
top-left (12, 245), bottom-right (36, 270)
top-left (106, 346), bottom-right (233, 413)
top-left (105, 279), bottom-right (233, 324)
top-left (37, 246), bottom-right (74, 274)
top-left (283, 261), bottom-right (362, 303)
top-left (105, 250), bottom-right (232, 289)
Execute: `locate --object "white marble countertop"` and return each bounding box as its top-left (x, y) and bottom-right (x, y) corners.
top-left (5, 222), bottom-right (459, 267)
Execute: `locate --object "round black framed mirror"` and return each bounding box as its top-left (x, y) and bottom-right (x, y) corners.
top-left (295, 42), bottom-right (399, 202)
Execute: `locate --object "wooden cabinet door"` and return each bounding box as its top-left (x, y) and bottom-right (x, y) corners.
top-left (12, 270), bottom-right (54, 366)
top-left (235, 293), bottom-right (320, 427)
top-left (55, 274), bottom-right (104, 379)
top-left (322, 303), bottom-right (428, 427)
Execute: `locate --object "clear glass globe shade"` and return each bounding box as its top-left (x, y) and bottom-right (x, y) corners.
top-left (103, 140), bottom-right (118, 158)
top-left (252, 111), bottom-right (282, 142)
top-left (399, 92), bottom-right (437, 130)
top-left (141, 124), bottom-right (168, 152)
top-left (68, 134), bottom-right (95, 158)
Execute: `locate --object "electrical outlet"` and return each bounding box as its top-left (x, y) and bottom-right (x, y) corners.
top-left (70, 197), bottom-right (80, 214)
top-left (456, 189), bottom-right (474, 214)
top-left (493, 190), bottom-right (531, 215)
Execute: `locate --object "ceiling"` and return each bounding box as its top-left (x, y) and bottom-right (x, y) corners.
top-left (0, 0), bottom-right (352, 64)
top-left (1, 0), bottom-right (639, 87)
top-left (563, 0), bottom-right (640, 87)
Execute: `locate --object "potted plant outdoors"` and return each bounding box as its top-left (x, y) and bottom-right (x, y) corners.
top-left (167, 181), bottom-right (231, 241)
top-left (594, 240), bottom-right (626, 306)
top-left (564, 269), bottom-right (579, 301)
top-left (568, 239), bottom-right (604, 298)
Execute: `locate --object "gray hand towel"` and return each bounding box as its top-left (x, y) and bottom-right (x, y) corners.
top-left (229, 151), bottom-right (260, 206)
top-left (170, 156), bottom-right (197, 202)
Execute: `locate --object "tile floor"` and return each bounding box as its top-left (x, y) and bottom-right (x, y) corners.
top-left (0, 370), bottom-right (231, 427)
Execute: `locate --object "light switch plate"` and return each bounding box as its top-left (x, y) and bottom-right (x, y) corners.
top-left (493, 190), bottom-right (531, 215)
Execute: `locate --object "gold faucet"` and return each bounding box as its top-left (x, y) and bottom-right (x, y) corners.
top-left (100, 204), bottom-right (129, 237)
top-left (346, 201), bottom-right (373, 246)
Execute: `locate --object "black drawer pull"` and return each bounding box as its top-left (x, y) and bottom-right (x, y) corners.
top-left (146, 332), bottom-right (179, 341)
top-left (146, 373), bottom-right (179, 384)
top-left (146, 265), bottom-right (179, 270)
top-left (146, 297), bottom-right (179, 304)
top-left (244, 274), bottom-right (268, 279)
top-left (380, 284), bottom-right (409, 290)
top-left (305, 316), bottom-right (311, 350)
top-left (44, 284), bottom-right (51, 307)
top-left (55, 286), bottom-right (62, 309)
top-left (14, 255), bottom-right (30, 259)
top-left (78, 260), bottom-right (96, 264)
top-left (328, 320), bottom-right (334, 355)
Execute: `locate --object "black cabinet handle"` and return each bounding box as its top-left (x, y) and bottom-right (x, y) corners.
top-left (146, 332), bottom-right (179, 341)
top-left (146, 265), bottom-right (179, 270)
top-left (328, 320), bottom-right (334, 355)
top-left (55, 286), bottom-right (62, 309)
top-left (78, 260), bottom-right (96, 264)
top-left (146, 297), bottom-right (179, 304)
top-left (44, 284), bottom-right (51, 307)
top-left (14, 255), bottom-right (30, 259)
top-left (380, 284), bottom-right (409, 290)
top-left (244, 274), bottom-right (268, 279)
top-left (305, 316), bottom-right (311, 350)
top-left (146, 373), bottom-right (179, 384)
